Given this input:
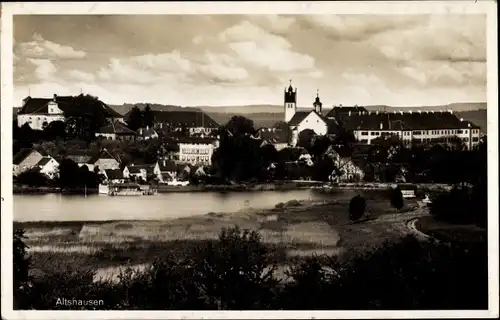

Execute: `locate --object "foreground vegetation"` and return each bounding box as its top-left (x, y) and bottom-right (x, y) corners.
top-left (13, 187), bottom-right (488, 310)
top-left (14, 223), bottom-right (487, 310)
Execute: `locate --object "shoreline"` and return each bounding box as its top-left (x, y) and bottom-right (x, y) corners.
top-left (12, 181), bottom-right (453, 195)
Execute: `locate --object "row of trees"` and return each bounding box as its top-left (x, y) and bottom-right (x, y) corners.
top-left (13, 225), bottom-right (487, 310)
top-left (125, 104), bottom-right (155, 131)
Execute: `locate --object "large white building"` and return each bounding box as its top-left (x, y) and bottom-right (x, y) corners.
top-left (325, 108), bottom-right (481, 150)
top-left (17, 94), bottom-right (123, 130)
top-left (178, 137), bottom-right (218, 166)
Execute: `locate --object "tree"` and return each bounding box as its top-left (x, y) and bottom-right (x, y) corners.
top-left (64, 94), bottom-right (107, 141)
top-left (127, 106), bottom-right (144, 131)
top-left (212, 134), bottom-right (265, 182)
top-left (16, 169), bottom-right (50, 186)
top-left (349, 195), bottom-right (366, 221)
top-left (193, 226), bottom-right (278, 309)
top-left (58, 159), bottom-right (81, 189)
top-left (390, 186), bottom-right (404, 211)
top-left (42, 120), bottom-right (66, 140)
top-left (310, 135), bottom-right (332, 158)
top-left (143, 104), bottom-right (154, 128)
top-left (297, 129), bottom-right (316, 150)
top-left (225, 116), bottom-right (255, 136)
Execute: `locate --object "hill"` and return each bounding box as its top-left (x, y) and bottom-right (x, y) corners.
top-left (12, 102), bottom-right (487, 133)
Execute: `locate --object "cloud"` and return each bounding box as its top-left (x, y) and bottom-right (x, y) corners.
top-left (67, 70), bottom-right (96, 82)
top-left (375, 15), bottom-right (485, 63)
top-left (246, 15), bottom-right (297, 33)
top-left (12, 15), bottom-right (487, 107)
top-left (302, 15), bottom-right (423, 42)
top-left (220, 20), bottom-right (318, 74)
top-left (398, 60), bottom-right (486, 88)
top-left (27, 58), bottom-right (57, 81)
top-left (17, 33), bottom-right (87, 60)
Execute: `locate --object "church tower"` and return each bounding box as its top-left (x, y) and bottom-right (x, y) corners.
top-left (313, 90), bottom-right (322, 114)
top-left (284, 79), bottom-right (297, 122)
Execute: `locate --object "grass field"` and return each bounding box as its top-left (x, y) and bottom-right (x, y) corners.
top-left (15, 196), bottom-right (426, 283)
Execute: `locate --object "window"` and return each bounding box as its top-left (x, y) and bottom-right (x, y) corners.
top-left (361, 132), bottom-right (368, 136)
top-left (413, 131), bottom-right (422, 135)
top-left (370, 132), bottom-right (377, 136)
top-left (473, 137), bottom-right (479, 142)
top-left (458, 130), bottom-right (463, 134)
top-left (464, 130), bottom-right (468, 134)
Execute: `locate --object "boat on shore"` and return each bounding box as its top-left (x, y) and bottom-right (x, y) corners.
top-left (99, 183), bottom-right (157, 196)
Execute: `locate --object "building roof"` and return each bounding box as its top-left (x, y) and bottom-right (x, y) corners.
top-left (288, 111), bottom-right (311, 126)
top-left (66, 155), bottom-right (92, 164)
top-left (159, 160), bottom-right (177, 172)
top-left (89, 149), bottom-right (119, 164)
top-left (104, 169), bottom-right (124, 180)
top-left (18, 94), bottom-right (122, 118)
top-left (97, 121), bottom-right (136, 135)
top-left (13, 148), bottom-right (46, 165)
top-left (128, 163), bottom-right (156, 175)
top-left (340, 111), bottom-right (481, 131)
top-left (126, 110), bottom-right (219, 128)
top-left (288, 110), bottom-right (328, 127)
top-left (256, 128), bottom-right (289, 144)
top-left (137, 126), bottom-right (158, 138)
top-left (36, 156), bottom-right (54, 167)
top-left (127, 166), bottom-right (143, 174)
top-left (325, 105), bottom-right (368, 118)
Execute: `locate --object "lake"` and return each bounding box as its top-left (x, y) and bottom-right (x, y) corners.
top-left (13, 189), bottom-right (351, 222)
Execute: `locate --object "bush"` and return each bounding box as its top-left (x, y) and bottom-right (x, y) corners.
top-left (349, 195), bottom-right (366, 221)
top-left (429, 187), bottom-right (473, 224)
top-left (390, 186), bottom-right (404, 210)
top-left (13, 229), bottom-right (32, 309)
top-left (191, 226), bottom-right (279, 309)
top-left (14, 226), bottom-right (488, 310)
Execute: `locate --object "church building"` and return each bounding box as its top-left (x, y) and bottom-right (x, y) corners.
top-left (284, 81), bottom-right (331, 139)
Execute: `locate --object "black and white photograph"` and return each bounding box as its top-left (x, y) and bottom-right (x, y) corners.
top-left (1, 1), bottom-right (498, 319)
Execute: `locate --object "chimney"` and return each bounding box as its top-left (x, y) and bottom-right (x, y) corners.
top-left (468, 123), bottom-right (471, 128)
top-left (376, 111), bottom-right (379, 115)
top-left (418, 110), bottom-right (422, 114)
top-left (53, 94), bottom-right (57, 101)
top-left (163, 159), bottom-right (166, 166)
top-left (348, 111), bottom-right (351, 116)
top-left (449, 110), bottom-right (453, 114)
top-left (368, 111), bottom-right (371, 115)
top-left (380, 122), bottom-right (383, 130)
top-left (339, 104), bottom-right (343, 107)
top-left (399, 110), bottom-right (403, 115)
top-left (146, 125), bottom-right (149, 130)
top-left (358, 111), bottom-right (361, 116)
top-left (409, 110), bottom-right (412, 114)
top-left (460, 118), bottom-right (464, 122)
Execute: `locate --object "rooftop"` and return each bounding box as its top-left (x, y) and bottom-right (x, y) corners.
top-left (13, 148), bottom-right (47, 165)
top-left (339, 111), bottom-right (480, 131)
top-left (125, 110), bottom-right (220, 128)
top-left (97, 121), bottom-right (136, 135)
top-left (18, 94), bottom-right (123, 118)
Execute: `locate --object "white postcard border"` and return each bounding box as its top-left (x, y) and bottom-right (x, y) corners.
top-left (1, 1), bottom-right (498, 319)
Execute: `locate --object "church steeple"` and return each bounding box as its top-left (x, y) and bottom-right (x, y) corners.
top-left (313, 89), bottom-right (322, 114)
top-left (284, 79), bottom-right (297, 122)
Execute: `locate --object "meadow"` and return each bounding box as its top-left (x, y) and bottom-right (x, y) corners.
top-left (15, 195), bottom-right (425, 283)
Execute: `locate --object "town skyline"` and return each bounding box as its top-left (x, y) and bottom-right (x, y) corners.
top-left (14, 14), bottom-right (486, 108)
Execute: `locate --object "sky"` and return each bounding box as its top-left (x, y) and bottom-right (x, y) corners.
top-left (13, 14), bottom-right (486, 108)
